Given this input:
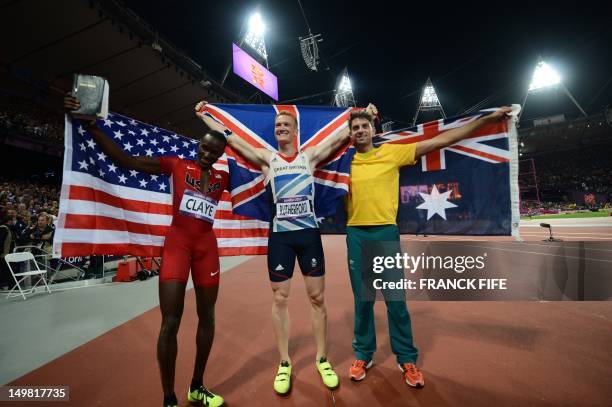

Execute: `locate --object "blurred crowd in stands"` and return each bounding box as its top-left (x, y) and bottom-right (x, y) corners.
top-left (0, 180), bottom-right (57, 248)
top-left (0, 179), bottom-right (59, 289)
top-left (0, 93), bottom-right (63, 142)
top-left (520, 200), bottom-right (611, 215)
top-left (520, 147), bottom-right (612, 208)
top-left (533, 149), bottom-right (612, 196)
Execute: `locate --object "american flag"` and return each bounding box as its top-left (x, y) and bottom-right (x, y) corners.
top-left (54, 113), bottom-right (268, 257)
top-left (202, 104), bottom-right (354, 222)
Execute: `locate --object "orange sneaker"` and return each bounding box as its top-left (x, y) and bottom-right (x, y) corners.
top-left (349, 359), bottom-right (372, 381)
top-left (399, 363), bottom-right (425, 388)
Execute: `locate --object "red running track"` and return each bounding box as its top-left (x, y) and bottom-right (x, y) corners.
top-left (8, 235), bottom-right (612, 406)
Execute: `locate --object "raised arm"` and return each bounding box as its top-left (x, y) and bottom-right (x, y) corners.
top-left (304, 126), bottom-right (350, 168)
top-left (415, 106), bottom-right (512, 159)
top-left (64, 95), bottom-right (162, 174)
top-left (194, 101), bottom-right (271, 168)
top-left (305, 103), bottom-right (378, 167)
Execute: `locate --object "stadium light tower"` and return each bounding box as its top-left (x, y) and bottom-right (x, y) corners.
top-left (244, 12), bottom-right (268, 63)
top-left (334, 67), bottom-right (356, 107)
top-left (221, 9), bottom-right (270, 85)
top-left (528, 60), bottom-right (561, 91)
top-left (519, 57), bottom-right (587, 121)
top-left (412, 77), bottom-right (446, 126)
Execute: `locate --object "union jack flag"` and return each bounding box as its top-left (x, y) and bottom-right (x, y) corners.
top-left (202, 104), bottom-right (354, 222)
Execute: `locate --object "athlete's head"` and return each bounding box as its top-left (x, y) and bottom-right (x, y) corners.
top-left (198, 130), bottom-right (227, 169)
top-left (349, 110), bottom-right (375, 150)
top-left (274, 111), bottom-right (298, 147)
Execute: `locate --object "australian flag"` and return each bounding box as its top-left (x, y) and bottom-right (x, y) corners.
top-left (378, 109), bottom-right (520, 236)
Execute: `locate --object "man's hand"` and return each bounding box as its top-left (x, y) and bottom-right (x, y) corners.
top-left (195, 100), bottom-right (208, 118)
top-left (481, 106), bottom-right (512, 124)
top-left (194, 100), bottom-right (229, 136)
top-left (365, 103), bottom-right (378, 117)
top-left (64, 93), bottom-right (81, 113)
top-left (64, 93), bottom-right (97, 125)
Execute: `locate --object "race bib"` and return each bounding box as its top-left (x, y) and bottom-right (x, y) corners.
top-left (179, 189), bottom-right (218, 223)
top-left (276, 196), bottom-right (313, 220)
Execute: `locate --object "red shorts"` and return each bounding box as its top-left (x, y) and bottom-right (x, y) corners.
top-left (159, 226), bottom-right (220, 287)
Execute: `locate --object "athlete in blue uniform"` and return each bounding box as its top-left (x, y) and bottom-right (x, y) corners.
top-left (196, 101), bottom-right (377, 394)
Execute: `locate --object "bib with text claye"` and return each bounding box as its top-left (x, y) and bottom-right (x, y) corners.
top-left (179, 189), bottom-right (218, 223)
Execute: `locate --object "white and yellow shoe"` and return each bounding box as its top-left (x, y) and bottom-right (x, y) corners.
top-left (273, 361), bottom-right (292, 395)
top-left (316, 357), bottom-right (339, 390)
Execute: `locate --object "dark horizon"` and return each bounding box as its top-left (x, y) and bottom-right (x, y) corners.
top-left (120, 0), bottom-right (612, 125)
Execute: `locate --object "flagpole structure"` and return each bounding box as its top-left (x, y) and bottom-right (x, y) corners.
top-left (412, 77), bottom-right (446, 126)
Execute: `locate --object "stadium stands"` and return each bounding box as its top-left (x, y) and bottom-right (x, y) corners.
top-left (0, 92), bottom-right (63, 142)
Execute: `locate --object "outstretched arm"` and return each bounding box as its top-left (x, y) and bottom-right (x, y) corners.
top-left (414, 106), bottom-right (513, 159)
top-left (65, 95), bottom-right (162, 174)
top-left (194, 101), bottom-right (271, 168)
top-left (305, 103), bottom-right (378, 167)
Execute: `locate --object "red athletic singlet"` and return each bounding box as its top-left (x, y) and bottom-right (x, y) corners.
top-left (158, 156), bottom-right (229, 287)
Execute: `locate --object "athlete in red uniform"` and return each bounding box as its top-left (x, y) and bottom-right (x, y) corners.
top-left (159, 156), bottom-right (228, 287)
top-left (65, 95), bottom-right (228, 407)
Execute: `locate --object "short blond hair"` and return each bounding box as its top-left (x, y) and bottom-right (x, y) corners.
top-left (275, 110), bottom-right (298, 127)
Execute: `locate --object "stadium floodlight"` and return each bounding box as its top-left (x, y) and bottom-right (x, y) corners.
top-left (519, 58), bottom-right (587, 121)
top-left (528, 60), bottom-right (561, 92)
top-left (334, 67), bottom-right (356, 107)
top-left (249, 12), bottom-right (265, 35)
top-left (244, 12), bottom-right (268, 60)
top-left (412, 77), bottom-right (446, 126)
top-left (421, 82), bottom-right (440, 107)
top-left (338, 74), bottom-right (352, 93)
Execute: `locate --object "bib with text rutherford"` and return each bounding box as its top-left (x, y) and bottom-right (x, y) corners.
top-left (276, 195), bottom-right (313, 220)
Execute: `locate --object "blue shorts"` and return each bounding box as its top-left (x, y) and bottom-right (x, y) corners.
top-left (267, 228), bottom-right (325, 282)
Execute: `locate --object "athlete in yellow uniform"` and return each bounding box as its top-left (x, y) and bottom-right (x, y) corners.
top-left (345, 106), bottom-right (511, 388)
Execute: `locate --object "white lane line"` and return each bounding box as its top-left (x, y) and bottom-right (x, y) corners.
top-left (437, 242), bottom-right (612, 263)
top-left (498, 241), bottom-right (612, 253)
top-left (520, 231), bottom-right (612, 235)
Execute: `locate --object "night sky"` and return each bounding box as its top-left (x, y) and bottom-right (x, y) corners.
top-left (122, 0), bottom-right (611, 125)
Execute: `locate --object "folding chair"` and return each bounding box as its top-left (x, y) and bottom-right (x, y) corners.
top-left (5, 252), bottom-right (52, 300)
